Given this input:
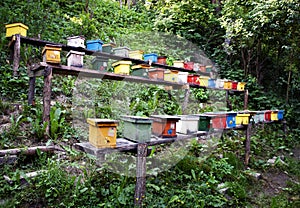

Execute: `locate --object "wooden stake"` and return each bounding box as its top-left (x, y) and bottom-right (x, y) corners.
top-left (182, 87), bottom-right (190, 114)
top-left (43, 66), bottom-right (52, 137)
top-left (13, 34), bottom-right (21, 77)
top-left (134, 143), bottom-right (147, 207)
top-left (28, 76), bottom-right (36, 105)
top-left (244, 122), bottom-right (252, 167)
top-left (244, 89), bottom-right (249, 110)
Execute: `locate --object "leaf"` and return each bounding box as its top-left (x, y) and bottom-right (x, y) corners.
top-left (168, 195), bottom-right (179, 204)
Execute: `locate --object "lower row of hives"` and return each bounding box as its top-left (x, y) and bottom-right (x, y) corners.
top-left (87, 110), bottom-right (284, 148)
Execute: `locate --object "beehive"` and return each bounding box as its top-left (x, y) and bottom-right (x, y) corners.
top-left (251, 111), bottom-right (265, 123)
top-left (193, 114), bottom-right (214, 131)
top-left (67, 50), bottom-right (85, 67)
top-left (86, 39), bottom-right (104, 51)
top-left (91, 57), bottom-right (109, 71)
top-left (148, 68), bottom-right (164, 80)
top-left (129, 50), bottom-right (144, 60)
top-left (164, 70), bottom-right (179, 82)
top-left (178, 72), bottom-right (188, 84)
top-left (226, 112), bottom-right (237, 128)
top-left (216, 79), bottom-right (225, 88)
top-left (173, 60), bottom-right (184, 68)
top-left (176, 115), bottom-right (199, 134)
top-left (121, 116), bottom-right (153, 143)
top-left (231, 81), bottom-right (238, 90)
top-left (113, 46), bottom-right (130, 57)
top-left (205, 65), bottom-right (212, 72)
top-left (208, 79), bottom-right (216, 88)
top-left (265, 110), bottom-right (272, 122)
top-left (199, 65), bottom-right (206, 72)
top-left (87, 118), bottom-right (119, 148)
top-left (198, 76), bottom-right (209, 87)
top-left (144, 53), bottom-right (158, 63)
top-left (131, 64), bottom-right (150, 78)
top-left (5, 23), bottom-right (28, 37)
top-left (277, 110), bottom-right (284, 120)
top-left (183, 62), bottom-right (194, 70)
top-left (112, 61), bottom-right (132, 75)
top-left (42, 45), bottom-right (62, 64)
top-left (224, 80), bottom-right (232, 89)
top-left (67, 36), bottom-right (85, 48)
top-left (237, 82), bottom-right (246, 91)
top-left (236, 113), bottom-right (250, 125)
top-left (271, 110), bottom-right (278, 121)
top-left (150, 115), bottom-right (181, 137)
top-left (102, 43), bottom-right (116, 53)
top-left (205, 113), bottom-right (227, 129)
top-left (187, 74), bottom-right (199, 85)
top-left (157, 56), bottom-right (167, 65)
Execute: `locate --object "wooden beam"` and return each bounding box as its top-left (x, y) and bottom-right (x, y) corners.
top-left (244, 122), bottom-right (252, 167)
top-left (13, 34), bottom-right (20, 76)
top-left (43, 66), bottom-right (52, 137)
top-left (28, 76), bottom-right (36, 105)
top-left (134, 143), bottom-right (147, 207)
top-left (0, 146), bottom-right (58, 156)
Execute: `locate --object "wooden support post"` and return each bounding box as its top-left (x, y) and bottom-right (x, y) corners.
top-left (226, 90), bottom-right (232, 110)
top-left (244, 122), bottom-right (252, 167)
top-left (182, 85), bottom-right (190, 114)
top-left (13, 34), bottom-right (21, 77)
top-left (244, 89), bottom-right (248, 110)
top-left (28, 77), bottom-right (36, 105)
top-left (134, 143), bottom-right (147, 207)
top-left (43, 66), bottom-right (52, 137)
top-left (282, 119), bottom-right (287, 138)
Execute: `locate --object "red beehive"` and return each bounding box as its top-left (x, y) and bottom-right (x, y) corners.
top-left (150, 115), bottom-right (181, 137)
top-left (264, 110), bottom-right (272, 121)
top-left (183, 62), bottom-right (194, 70)
top-left (205, 113), bottom-right (227, 129)
top-left (231, 81), bottom-right (238, 90)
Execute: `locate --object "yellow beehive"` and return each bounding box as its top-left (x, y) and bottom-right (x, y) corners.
top-left (271, 111), bottom-right (278, 121)
top-left (236, 113), bottom-right (250, 125)
top-left (129, 50), bottom-right (144, 60)
top-left (42, 45), bottom-right (62, 64)
top-left (198, 76), bottom-right (209, 87)
top-left (224, 80), bottom-right (232, 89)
top-left (112, 61), bottom-right (132, 75)
top-left (164, 70), bottom-right (179, 82)
top-left (87, 118), bottom-right (119, 148)
top-left (173, 60), bottom-right (184, 68)
top-left (237, 82), bottom-right (246, 91)
top-left (5, 23), bottom-right (29, 37)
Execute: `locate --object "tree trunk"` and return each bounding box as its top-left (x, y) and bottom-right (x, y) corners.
top-left (286, 70), bottom-right (291, 104)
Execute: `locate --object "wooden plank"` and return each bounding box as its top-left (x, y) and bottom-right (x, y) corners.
top-left (13, 34), bottom-right (20, 77)
top-left (43, 66), bottom-right (52, 137)
top-left (134, 143), bottom-right (147, 207)
top-left (0, 146), bottom-right (58, 156)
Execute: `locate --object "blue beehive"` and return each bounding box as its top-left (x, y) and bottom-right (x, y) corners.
top-left (226, 112), bottom-right (237, 128)
top-left (144, 53), bottom-right (158, 63)
top-left (208, 79), bottom-right (216, 88)
top-left (277, 110), bottom-right (284, 120)
top-left (86, 39), bottom-right (104, 51)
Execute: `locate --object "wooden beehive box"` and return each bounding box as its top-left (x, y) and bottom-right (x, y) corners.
top-left (112, 60), bottom-right (132, 75)
top-left (236, 112), bottom-right (250, 125)
top-left (87, 118), bottom-right (119, 148)
top-left (148, 68), bottom-right (164, 80)
top-left (42, 44), bottom-right (62, 64)
top-left (67, 36), bottom-right (85, 48)
top-left (129, 50), bottom-right (144, 60)
top-left (121, 116), bottom-right (153, 143)
top-left (5, 23), bottom-right (28, 37)
top-left (67, 50), bottom-right (85, 67)
top-left (164, 70), bottom-right (179, 83)
top-left (176, 115), bottom-right (199, 134)
top-left (150, 115), bottom-right (181, 138)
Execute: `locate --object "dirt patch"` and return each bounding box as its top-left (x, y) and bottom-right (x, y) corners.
top-left (261, 169), bottom-right (291, 196)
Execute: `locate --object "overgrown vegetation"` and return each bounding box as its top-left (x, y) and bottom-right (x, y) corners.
top-left (0, 0), bottom-right (299, 207)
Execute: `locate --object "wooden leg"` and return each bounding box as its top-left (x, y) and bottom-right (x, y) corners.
top-left (13, 34), bottom-right (20, 77)
top-left (244, 89), bottom-right (249, 110)
top-left (134, 143), bottom-right (147, 207)
top-left (43, 67), bottom-right (52, 137)
top-left (28, 77), bottom-right (36, 105)
top-left (182, 85), bottom-right (190, 114)
top-left (244, 123), bottom-right (252, 167)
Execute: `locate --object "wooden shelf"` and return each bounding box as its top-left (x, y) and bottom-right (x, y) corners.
top-left (74, 131), bottom-right (208, 155)
top-left (29, 62), bottom-right (246, 92)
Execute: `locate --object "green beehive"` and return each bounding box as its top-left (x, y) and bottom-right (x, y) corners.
top-left (91, 56), bottom-right (109, 71)
top-left (193, 114), bottom-right (213, 131)
top-left (121, 116), bottom-right (153, 143)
